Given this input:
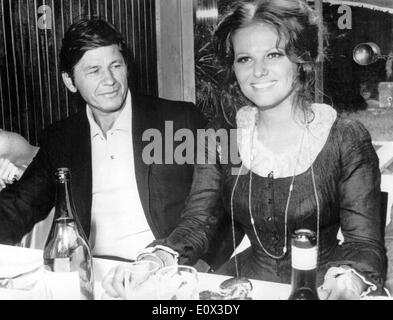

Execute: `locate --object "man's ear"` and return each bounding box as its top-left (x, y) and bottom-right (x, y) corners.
top-left (62, 72), bottom-right (77, 93)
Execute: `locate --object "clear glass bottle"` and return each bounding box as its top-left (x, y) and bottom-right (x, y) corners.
top-left (43, 168), bottom-right (94, 300)
top-left (288, 229), bottom-right (319, 300)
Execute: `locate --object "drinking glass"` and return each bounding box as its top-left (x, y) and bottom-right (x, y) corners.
top-left (124, 260), bottom-right (160, 300)
top-left (156, 265), bottom-right (199, 300)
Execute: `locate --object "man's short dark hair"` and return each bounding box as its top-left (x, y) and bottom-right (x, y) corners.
top-left (59, 18), bottom-right (132, 77)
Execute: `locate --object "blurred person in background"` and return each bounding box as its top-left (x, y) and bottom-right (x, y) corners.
top-left (0, 129), bottom-right (38, 190)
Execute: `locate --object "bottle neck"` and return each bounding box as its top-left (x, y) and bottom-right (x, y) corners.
top-left (53, 175), bottom-right (89, 243)
top-left (291, 268), bottom-right (317, 289)
top-left (54, 178), bottom-right (75, 220)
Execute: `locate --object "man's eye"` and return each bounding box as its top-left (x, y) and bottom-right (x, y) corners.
top-left (88, 69), bottom-right (99, 75)
top-left (112, 64), bottom-right (122, 69)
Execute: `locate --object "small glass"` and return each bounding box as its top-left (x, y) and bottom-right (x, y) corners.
top-left (156, 265), bottom-right (199, 300)
top-left (124, 260), bottom-right (160, 300)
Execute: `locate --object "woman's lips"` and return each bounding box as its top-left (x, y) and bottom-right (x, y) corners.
top-left (251, 81), bottom-right (277, 89)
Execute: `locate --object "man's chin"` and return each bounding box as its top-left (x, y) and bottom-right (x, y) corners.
top-left (100, 97), bottom-right (126, 110)
top-left (88, 102), bottom-right (124, 114)
top-left (101, 104), bottom-right (125, 113)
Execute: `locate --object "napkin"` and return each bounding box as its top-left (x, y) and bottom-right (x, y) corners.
top-left (0, 244), bottom-right (43, 290)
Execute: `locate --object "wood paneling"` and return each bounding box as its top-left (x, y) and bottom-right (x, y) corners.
top-left (0, 0), bottom-right (157, 145)
top-left (156, 0), bottom-right (195, 102)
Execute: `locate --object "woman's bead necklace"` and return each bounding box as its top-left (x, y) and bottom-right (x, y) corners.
top-left (230, 114), bottom-right (320, 278)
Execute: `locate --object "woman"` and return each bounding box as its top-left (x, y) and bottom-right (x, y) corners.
top-left (103, 0), bottom-right (386, 299)
top-left (0, 130), bottom-right (38, 190)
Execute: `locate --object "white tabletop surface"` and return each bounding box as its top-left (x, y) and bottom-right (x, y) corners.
top-left (0, 244), bottom-right (292, 300)
top-left (1, 244), bottom-right (393, 300)
top-left (94, 257), bottom-right (292, 300)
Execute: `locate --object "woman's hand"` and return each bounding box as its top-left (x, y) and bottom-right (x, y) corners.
top-left (318, 267), bottom-right (366, 300)
top-left (137, 248), bottom-right (178, 268)
top-left (385, 280), bottom-right (393, 297)
top-left (101, 249), bottom-right (178, 298)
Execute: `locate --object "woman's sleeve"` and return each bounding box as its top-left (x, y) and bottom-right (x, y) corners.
top-left (328, 119), bottom-right (386, 292)
top-left (151, 128), bottom-right (225, 266)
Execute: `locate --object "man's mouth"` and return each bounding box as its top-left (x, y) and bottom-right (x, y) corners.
top-left (100, 89), bottom-right (119, 98)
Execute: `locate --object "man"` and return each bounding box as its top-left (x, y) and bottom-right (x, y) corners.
top-left (0, 19), bottom-right (232, 270)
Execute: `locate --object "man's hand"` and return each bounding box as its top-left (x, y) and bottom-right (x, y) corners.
top-left (318, 267), bottom-right (365, 300)
top-left (102, 264), bottom-right (128, 299)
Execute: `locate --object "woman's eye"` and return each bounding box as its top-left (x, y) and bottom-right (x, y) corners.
top-left (112, 64), bottom-right (122, 69)
top-left (236, 56), bottom-right (251, 64)
top-left (267, 52), bottom-right (283, 59)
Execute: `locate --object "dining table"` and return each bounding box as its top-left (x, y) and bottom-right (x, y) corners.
top-left (2, 244), bottom-right (392, 300)
top-left (0, 243), bottom-right (293, 300)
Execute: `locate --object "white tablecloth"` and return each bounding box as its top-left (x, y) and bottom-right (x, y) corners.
top-left (2, 244), bottom-right (393, 300)
top-left (0, 244), bottom-right (292, 300)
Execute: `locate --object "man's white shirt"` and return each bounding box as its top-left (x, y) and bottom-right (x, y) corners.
top-left (86, 90), bottom-right (154, 260)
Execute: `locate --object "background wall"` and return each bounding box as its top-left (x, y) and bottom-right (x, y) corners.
top-left (156, 0), bottom-right (195, 103)
top-left (323, 4), bottom-right (393, 111)
top-left (0, 0), bottom-right (157, 145)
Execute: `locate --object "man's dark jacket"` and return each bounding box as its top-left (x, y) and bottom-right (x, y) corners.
top-left (0, 93), bottom-right (234, 270)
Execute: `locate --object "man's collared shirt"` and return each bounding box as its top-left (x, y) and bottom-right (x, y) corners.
top-left (86, 90), bottom-right (154, 260)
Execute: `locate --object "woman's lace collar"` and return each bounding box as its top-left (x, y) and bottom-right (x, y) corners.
top-left (236, 104), bottom-right (337, 178)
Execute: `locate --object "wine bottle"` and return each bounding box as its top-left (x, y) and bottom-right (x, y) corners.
top-left (288, 229), bottom-right (319, 300)
top-left (43, 168), bottom-right (94, 300)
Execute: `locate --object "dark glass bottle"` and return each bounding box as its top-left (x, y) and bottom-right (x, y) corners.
top-left (288, 229), bottom-right (319, 300)
top-left (43, 168), bottom-right (94, 300)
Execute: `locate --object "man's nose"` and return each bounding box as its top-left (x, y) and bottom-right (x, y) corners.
top-left (253, 60), bottom-right (268, 78)
top-left (102, 69), bottom-right (116, 85)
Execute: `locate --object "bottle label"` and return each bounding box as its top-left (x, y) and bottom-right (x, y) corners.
top-left (53, 257), bottom-right (71, 272)
top-left (43, 270), bottom-right (80, 300)
top-left (291, 246), bottom-right (317, 270)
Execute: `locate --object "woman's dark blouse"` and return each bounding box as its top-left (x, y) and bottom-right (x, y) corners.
top-left (156, 116), bottom-right (386, 292)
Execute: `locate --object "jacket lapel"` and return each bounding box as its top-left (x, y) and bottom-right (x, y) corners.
top-left (131, 94), bottom-right (157, 235)
top-left (69, 113), bottom-right (92, 238)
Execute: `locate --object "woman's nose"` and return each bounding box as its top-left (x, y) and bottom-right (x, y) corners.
top-left (253, 60), bottom-right (268, 78)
